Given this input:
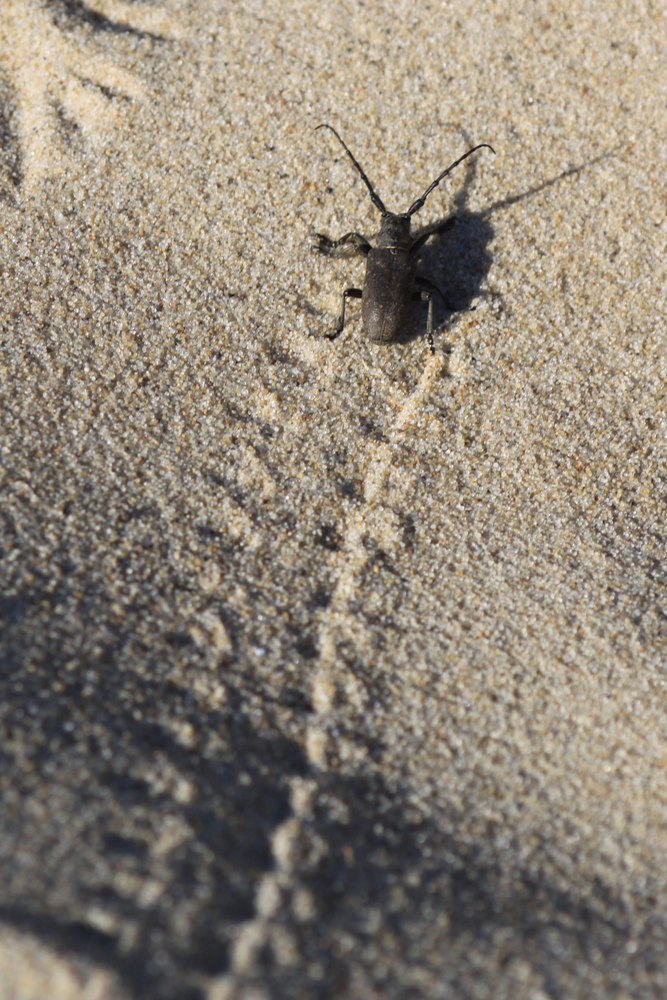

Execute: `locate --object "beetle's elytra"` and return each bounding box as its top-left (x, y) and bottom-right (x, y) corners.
top-left (312, 124), bottom-right (495, 352)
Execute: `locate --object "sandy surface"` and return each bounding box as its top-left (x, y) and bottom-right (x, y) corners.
top-left (0, 1), bottom-right (665, 998)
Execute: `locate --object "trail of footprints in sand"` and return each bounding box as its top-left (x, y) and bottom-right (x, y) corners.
top-left (215, 353), bottom-right (447, 997)
top-left (2, 8), bottom-right (449, 984)
top-left (0, 0), bottom-right (174, 195)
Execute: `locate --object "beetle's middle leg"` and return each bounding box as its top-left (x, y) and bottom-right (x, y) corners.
top-left (326, 287), bottom-right (362, 340)
top-left (415, 274), bottom-right (451, 308)
top-left (414, 287), bottom-right (436, 354)
top-left (312, 232), bottom-right (371, 259)
top-left (413, 276), bottom-right (451, 354)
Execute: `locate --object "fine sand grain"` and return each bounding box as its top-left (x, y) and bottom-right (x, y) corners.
top-left (1, 1), bottom-right (665, 998)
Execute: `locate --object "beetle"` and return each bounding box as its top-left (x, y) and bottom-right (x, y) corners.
top-left (312, 124), bottom-right (495, 352)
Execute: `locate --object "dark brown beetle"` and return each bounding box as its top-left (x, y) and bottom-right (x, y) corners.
top-left (313, 124), bottom-right (494, 351)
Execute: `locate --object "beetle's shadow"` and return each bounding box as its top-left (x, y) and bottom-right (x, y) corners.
top-left (395, 137), bottom-right (620, 348)
top-left (400, 209), bottom-right (495, 347)
top-left (397, 137), bottom-right (495, 347)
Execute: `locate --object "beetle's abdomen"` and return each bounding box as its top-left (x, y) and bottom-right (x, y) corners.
top-left (362, 248), bottom-right (414, 343)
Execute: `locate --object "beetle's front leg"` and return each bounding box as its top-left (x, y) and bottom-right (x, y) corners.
top-left (410, 216), bottom-right (457, 257)
top-left (326, 288), bottom-right (362, 339)
top-left (312, 232), bottom-right (371, 259)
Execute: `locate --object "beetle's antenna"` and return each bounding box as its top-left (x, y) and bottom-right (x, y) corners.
top-left (316, 123), bottom-right (387, 215)
top-left (407, 143), bottom-right (496, 216)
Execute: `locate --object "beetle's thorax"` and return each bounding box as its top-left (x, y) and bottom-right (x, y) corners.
top-left (375, 212), bottom-right (411, 250)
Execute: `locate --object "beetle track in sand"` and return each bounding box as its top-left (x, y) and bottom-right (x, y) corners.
top-left (212, 351), bottom-right (447, 998)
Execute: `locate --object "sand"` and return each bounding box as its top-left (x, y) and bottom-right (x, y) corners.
top-left (0, 1), bottom-right (665, 997)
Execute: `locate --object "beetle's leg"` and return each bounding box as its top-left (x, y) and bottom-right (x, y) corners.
top-left (326, 288), bottom-right (362, 339)
top-left (419, 289), bottom-right (436, 355)
top-left (411, 286), bottom-right (437, 354)
top-left (312, 232), bottom-right (371, 259)
top-left (410, 216), bottom-right (456, 257)
top-left (415, 274), bottom-right (456, 312)
top-left (413, 275), bottom-right (453, 354)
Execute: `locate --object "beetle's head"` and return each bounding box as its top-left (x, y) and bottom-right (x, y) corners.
top-left (378, 212), bottom-right (411, 248)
